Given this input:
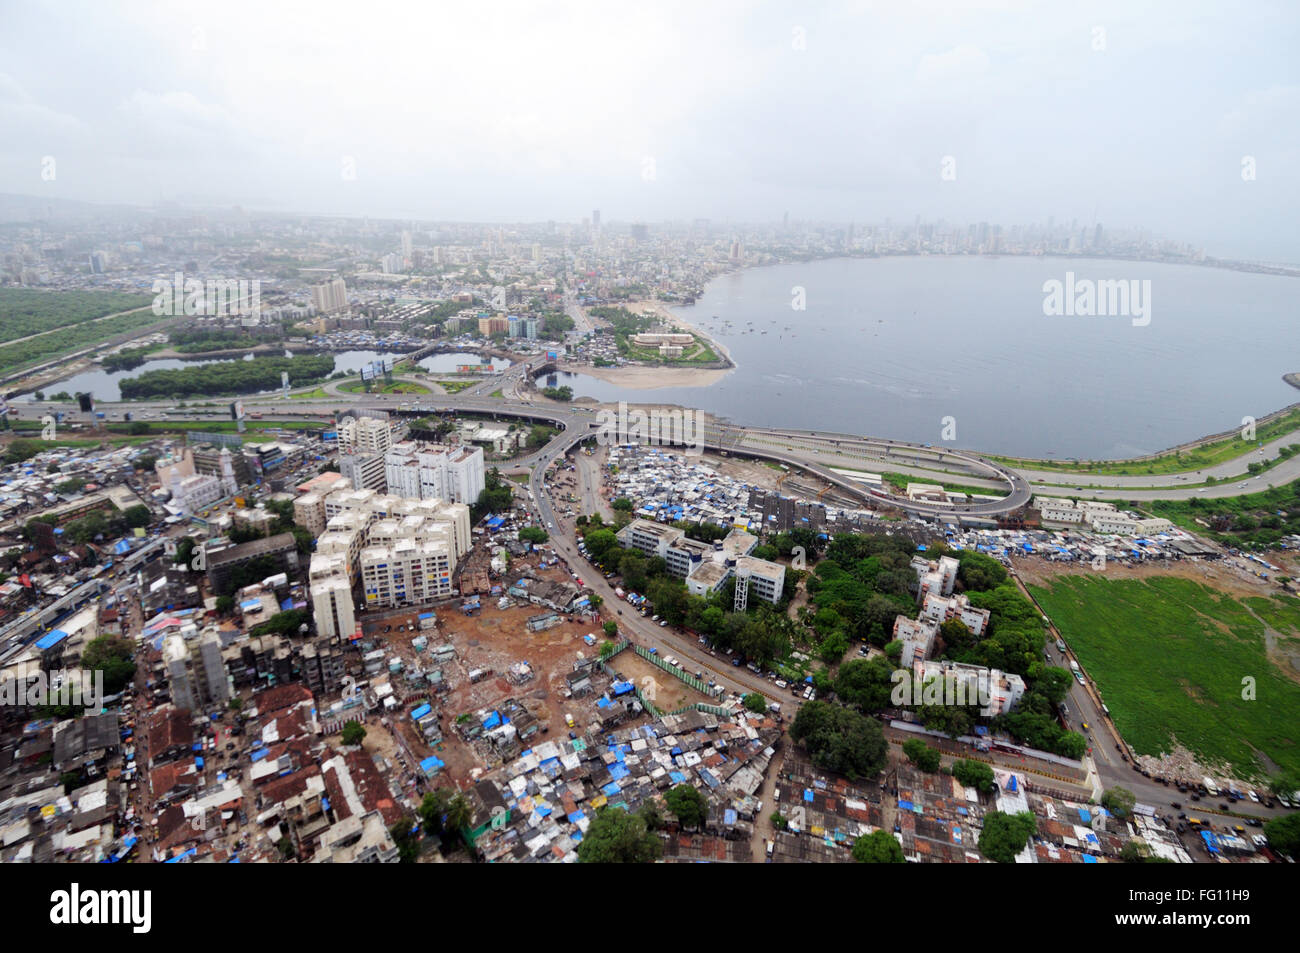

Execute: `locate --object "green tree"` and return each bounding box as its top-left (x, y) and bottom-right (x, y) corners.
top-left (576, 807), bottom-right (663, 863)
top-left (902, 739), bottom-right (942, 773)
top-left (952, 759), bottom-right (996, 793)
top-left (518, 526), bottom-right (548, 544)
top-left (833, 656), bottom-right (898, 711)
top-left (664, 784), bottom-right (708, 828)
top-left (978, 810), bottom-right (1037, 863)
top-left (341, 720), bottom-right (367, 746)
top-left (852, 829), bottom-right (905, 863)
top-left (215, 594), bottom-right (235, 615)
top-left (80, 636), bottom-right (135, 694)
top-left (1101, 785), bottom-right (1137, 819)
top-left (1263, 813), bottom-right (1300, 858)
top-left (742, 693), bottom-right (767, 714)
top-left (123, 504), bottom-right (152, 529)
top-left (789, 700), bottom-right (889, 780)
top-left (584, 528), bottom-right (618, 560)
top-left (389, 819), bottom-right (420, 863)
top-left (603, 620), bottom-right (618, 638)
top-left (444, 793), bottom-right (472, 837)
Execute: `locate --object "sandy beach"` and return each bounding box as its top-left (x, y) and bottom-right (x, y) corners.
top-left (563, 298), bottom-right (734, 390)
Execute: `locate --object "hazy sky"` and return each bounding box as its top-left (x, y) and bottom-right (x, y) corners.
top-left (2, 0), bottom-right (1298, 259)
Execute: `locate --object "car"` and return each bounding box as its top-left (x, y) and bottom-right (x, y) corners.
top-left (659, 620), bottom-right (667, 627)
top-left (731, 657), bottom-right (741, 666)
top-left (1248, 790), bottom-right (1259, 803)
top-left (1172, 802), bottom-right (1182, 809)
top-left (697, 636), bottom-right (707, 645)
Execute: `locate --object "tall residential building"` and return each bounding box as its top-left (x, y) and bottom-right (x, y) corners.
top-left (340, 452), bottom-right (387, 492)
top-left (308, 488), bottom-right (472, 639)
top-left (310, 277), bottom-right (349, 314)
top-left (338, 414), bottom-right (395, 455)
top-left (311, 575), bottom-right (356, 642)
top-left (164, 627), bottom-right (230, 712)
top-left (383, 442), bottom-right (485, 505)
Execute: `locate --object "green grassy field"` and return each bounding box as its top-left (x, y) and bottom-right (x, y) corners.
top-left (433, 379), bottom-right (474, 394)
top-left (1030, 575), bottom-right (1300, 781)
top-left (0, 309), bottom-right (166, 375)
top-left (337, 378), bottom-right (430, 395)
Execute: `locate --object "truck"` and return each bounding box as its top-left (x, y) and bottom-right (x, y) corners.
top-left (1069, 660), bottom-right (1080, 674)
top-left (1203, 777), bottom-right (1219, 797)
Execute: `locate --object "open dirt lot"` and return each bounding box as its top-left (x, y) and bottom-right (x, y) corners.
top-left (604, 648), bottom-right (713, 713)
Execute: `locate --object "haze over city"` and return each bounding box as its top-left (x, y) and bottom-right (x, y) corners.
top-left (2, 0), bottom-right (1299, 260)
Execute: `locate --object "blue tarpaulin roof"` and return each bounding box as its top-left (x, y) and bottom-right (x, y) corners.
top-left (35, 630), bottom-right (68, 650)
top-left (410, 703), bottom-right (432, 721)
top-left (420, 756), bottom-right (444, 773)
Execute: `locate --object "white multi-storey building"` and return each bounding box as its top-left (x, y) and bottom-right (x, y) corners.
top-left (310, 277), bottom-right (348, 314)
top-left (338, 415), bottom-right (395, 455)
top-left (616, 518), bottom-right (783, 603)
top-left (383, 442), bottom-right (485, 505)
top-left (912, 658), bottom-right (1026, 717)
top-left (307, 487), bottom-right (472, 638)
top-left (920, 591), bottom-right (991, 638)
top-left (340, 452), bottom-right (387, 492)
top-left (893, 616), bottom-right (939, 667)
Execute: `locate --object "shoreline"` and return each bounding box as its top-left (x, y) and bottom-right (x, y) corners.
top-left (558, 297), bottom-right (736, 391)
top-left (560, 261), bottom-right (1300, 467)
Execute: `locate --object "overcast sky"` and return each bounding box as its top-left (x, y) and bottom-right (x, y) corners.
top-left (2, 0), bottom-right (1298, 259)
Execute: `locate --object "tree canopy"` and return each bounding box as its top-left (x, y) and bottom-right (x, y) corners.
top-left (576, 807), bottom-right (663, 863)
top-left (978, 810), bottom-right (1037, 863)
top-left (789, 700), bottom-right (888, 780)
top-left (852, 829), bottom-right (905, 863)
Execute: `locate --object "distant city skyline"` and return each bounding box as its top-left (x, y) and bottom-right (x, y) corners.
top-left (2, 1), bottom-right (1298, 262)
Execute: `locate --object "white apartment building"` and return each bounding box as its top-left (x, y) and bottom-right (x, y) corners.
top-left (912, 658), bottom-right (1026, 717)
top-left (1035, 498), bottom-right (1084, 524)
top-left (340, 453), bottom-right (387, 492)
top-left (294, 493), bottom-right (327, 536)
top-left (911, 554), bottom-right (959, 603)
top-left (921, 591), bottom-right (991, 638)
top-left (310, 277), bottom-right (348, 314)
top-left (617, 519), bottom-right (783, 603)
top-left (307, 487), bottom-right (472, 638)
top-left (734, 555), bottom-right (785, 604)
top-left (339, 415), bottom-right (395, 455)
top-left (359, 537), bottom-right (453, 609)
top-left (1135, 517), bottom-right (1173, 534)
top-left (1090, 512), bottom-right (1140, 535)
top-left (171, 473), bottom-right (223, 515)
top-left (383, 441), bottom-right (485, 505)
top-left (631, 332), bottom-right (693, 347)
top-left (311, 576), bottom-right (356, 641)
top-left (893, 616), bottom-right (939, 668)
